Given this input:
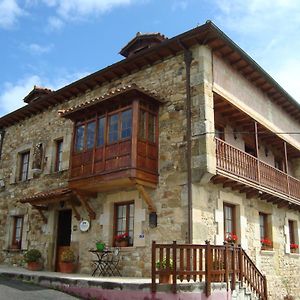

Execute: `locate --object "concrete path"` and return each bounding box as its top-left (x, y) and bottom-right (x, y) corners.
top-left (0, 275), bottom-right (79, 300)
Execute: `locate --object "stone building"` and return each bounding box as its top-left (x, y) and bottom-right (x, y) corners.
top-left (0, 21), bottom-right (299, 299)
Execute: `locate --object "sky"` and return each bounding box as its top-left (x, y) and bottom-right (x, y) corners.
top-left (0, 0), bottom-right (300, 117)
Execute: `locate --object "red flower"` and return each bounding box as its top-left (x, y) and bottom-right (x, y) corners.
top-left (290, 243), bottom-right (299, 249)
top-left (260, 238), bottom-right (272, 246)
top-left (225, 232), bottom-right (238, 242)
top-left (115, 232), bottom-right (129, 242)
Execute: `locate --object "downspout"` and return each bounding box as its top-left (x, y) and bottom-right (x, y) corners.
top-left (178, 40), bottom-right (193, 244)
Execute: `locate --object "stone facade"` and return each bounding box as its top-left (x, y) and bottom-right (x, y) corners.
top-left (0, 25), bottom-right (299, 300)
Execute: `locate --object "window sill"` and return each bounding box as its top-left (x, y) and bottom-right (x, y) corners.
top-left (260, 249), bottom-right (275, 256)
top-left (3, 248), bottom-right (26, 253)
top-left (286, 252), bottom-right (299, 258)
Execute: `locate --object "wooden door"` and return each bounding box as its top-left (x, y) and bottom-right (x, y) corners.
top-left (55, 209), bottom-right (72, 271)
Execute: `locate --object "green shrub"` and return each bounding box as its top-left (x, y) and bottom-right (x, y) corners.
top-left (156, 258), bottom-right (173, 270)
top-left (24, 249), bottom-right (42, 263)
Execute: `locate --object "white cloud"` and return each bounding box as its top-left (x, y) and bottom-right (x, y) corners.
top-left (0, 0), bottom-right (23, 28)
top-left (47, 16), bottom-right (64, 31)
top-left (171, 1), bottom-right (187, 11)
top-left (22, 43), bottom-right (54, 55)
top-left (0, 71), bottom-right (89, 116)
top-left (43, 0), bottom-right (133, 20)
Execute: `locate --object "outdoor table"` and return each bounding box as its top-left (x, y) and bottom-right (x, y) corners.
top-left (89, 248), bottom-right (121, 277)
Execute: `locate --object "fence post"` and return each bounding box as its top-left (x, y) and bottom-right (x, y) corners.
top-left (231, 243), bottom-right (236, 291)
top-left (172, 241), bottom-right (177, 293)
top-left (205, 240), bottom-right (212, 297)
top-left (151, 241), bottom-right (156, 293)
top-left (224, 242), bottom-right (229, 291)
top-left (238, 244), bottom-right (243, 286)
top-left (263, 275), bottom-right (268, 300)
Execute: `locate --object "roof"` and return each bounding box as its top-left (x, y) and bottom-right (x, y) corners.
top-left (1, 21), bottom-right (300, 128)
top-left (60, 83), bottom-right (164, 119)
top-left (19, 187), bottom-right (74, 205)
top-left (23, 86), bottom-right (52, 104)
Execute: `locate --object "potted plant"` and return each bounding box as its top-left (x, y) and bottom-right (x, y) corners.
top-left (290, 243), bottom-right (299, 253)
top-left (24, 249), bottom-right (42, 271)
top-left (225, 232), bottom-right (238, 244)
top-left (115, 233), bottom-right (129, 247)
top-left (261, 238), bottom-right (272, 250)
top-left (96, 240), bottom-right (106, 252)
top-left (59, 249), bottom-right (76, 273)
top-left (156, 258), bottom-right (173, 284)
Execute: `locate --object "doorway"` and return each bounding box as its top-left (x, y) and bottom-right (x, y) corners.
top-left (55, 209), bottom-right (72, 271)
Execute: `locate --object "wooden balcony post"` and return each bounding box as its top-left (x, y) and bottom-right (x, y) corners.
top-left (254, 121), bottom-right (261, 184)
top-left (224, 242), bottom-right (229, 291)
top-left (238, 244), bottom-right (243, 285)
top-left (172, 241), bottom-right (177, 293)
top-left (284, 142), bottom-right (291, 196)
top-left (205, 240), bottom-right (212, 297)
top-left (151, 241), bottom-right (156, 293)
top-left (263, 275), bottom-right (268, 300)
top-left (231, 243), bottom-right (236, 291)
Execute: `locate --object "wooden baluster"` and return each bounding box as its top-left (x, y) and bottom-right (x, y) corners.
top-left (231, 244), bottom-right (236, 291)
top-left (205, 241), bottom-right (212, 297)
top-left (186, 247), bottom-right (191, 282)
top-left (239, 245), bottom-right (243, 286)
top-left (180, 248), bottom-right (184, 282)
top-left (193, 248), bottom-right (197, 282)
top-left (151, 241), bottom-right (156, 293)
top-left (172, 241), bottom-right (177, 293)
top-left (199, 248), bottom-right (203, 282)
top-left (224, 243), bottom-right (229, 290)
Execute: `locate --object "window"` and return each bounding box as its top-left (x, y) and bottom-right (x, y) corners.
top-left (97, 117), bottom-right (106, 146)
top-left (148, 113), bottom-right (155, 143)
top-left (215, 125), bottom-right (225, 141)
top-left (75, 125), bottom-right (84, 152)
top-left (138, 109), bottom-right (157, 143)
top-left (86, 121), bottom-right (96, 149)
top-left (12, 216), bottom-right (23, 249)
top-left (121, 109), bottom-right (132, 139)
top-left (223, 203), bottom-right (236, 241)
top-left (114, 202), bottom-right (134, 246)
top-left (139, 110), bottom-right (146, 140)
top-left (109, 114), bottom-right (119, 143)
top-left (288, 220), bottom-right (298, 253)
top-left (275, 157), bottom-right (285, 172)
top-left (259, 213), bottom-right (272, 249)
top-left (19, 151), bottom-right (30, 181)
top-left (55, 139), bottom-right (63, 172)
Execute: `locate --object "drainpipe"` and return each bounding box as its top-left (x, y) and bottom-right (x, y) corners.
top-left (178, 40), bottom-right (193, 244)
top-left (0, 129), bottom-right (5, 161)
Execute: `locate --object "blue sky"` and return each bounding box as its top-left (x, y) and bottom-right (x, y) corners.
top-left (1, 0), bottom-right (300, 116)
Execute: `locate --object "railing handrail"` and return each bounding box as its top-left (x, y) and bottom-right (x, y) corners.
top-left (152, 241), bottom-right (268, 300)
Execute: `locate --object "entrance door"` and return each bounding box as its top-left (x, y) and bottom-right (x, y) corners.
top-left (56, 209), bottom-right (72, 271)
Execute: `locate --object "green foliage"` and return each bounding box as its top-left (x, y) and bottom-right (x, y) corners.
top-left (61, 249), bottom-right (75, 263)
top-left (156, 258), bottom-right (173, 270)
top-left (24, 249), bottom-right (42, 263)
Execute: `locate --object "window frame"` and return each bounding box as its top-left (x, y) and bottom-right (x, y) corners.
top-left (113, 201), bottom-right (134, 247)
top-left (288, 220), bottom-right (298, 253)
top-left (11, 215), bottom-right (24, 249)
top-left (19, 151), bottom-right (30, 181)
top-left (54, 139), bottom-right (63, 172)
top-left (259, 212), bottom-right (273, 250)
top-left (223, 203), bottom-right (236, 240)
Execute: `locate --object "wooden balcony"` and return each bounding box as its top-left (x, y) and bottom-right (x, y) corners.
top-left (214, 138), bottom-right (300, 207)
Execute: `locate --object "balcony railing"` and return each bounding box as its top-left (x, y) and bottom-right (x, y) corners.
top-left (151, 241), bottom-right (268, 300)
top-left (216, 138), bottom-right (300, 201)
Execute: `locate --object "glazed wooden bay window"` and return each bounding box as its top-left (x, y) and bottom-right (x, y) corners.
top-left (11, 216), bottom-right (23, 249)
top-left (68, 95), bottom-right (159, 191)
top-left (114, 201), bottom-right (134, 246)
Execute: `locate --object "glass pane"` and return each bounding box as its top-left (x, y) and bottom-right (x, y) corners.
top-left (121, 109), bottom-right (132, 139)
top-left (97, 117), bottom-right (105, 146)
top-left (86, 121), bottom-right (96, 149)
top-left (139, 110), bottom-right (146, 140)
top-left (75, 125), bottom-right (84, 151)
top-left (148, 113), bottom-right (155, 143)
top-left (109, 114), bottom-right (119, 143)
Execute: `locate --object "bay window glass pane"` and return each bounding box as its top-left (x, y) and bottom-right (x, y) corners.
top-left (139, 110), bottom-right (146, 140)
top-left (97, 117), bottom-right (105, 146)
top-left (121, 109), bottom-right (132, 139)
top-left (109, 114), bottom-right (119, 143)
top-left (148, 113), bottom-right (155, 143)
top-left (86, 121), bottom-right (96, 149)
top-left (75, 125), bottom-right (84, 152)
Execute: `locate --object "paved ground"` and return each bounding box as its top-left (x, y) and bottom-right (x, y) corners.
top-left (0, 276), bottom-right (80, 300)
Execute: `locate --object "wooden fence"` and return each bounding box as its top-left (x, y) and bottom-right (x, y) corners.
top-left (151, 241), bottom-right (268, 300)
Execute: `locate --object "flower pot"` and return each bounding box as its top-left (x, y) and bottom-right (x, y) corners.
top-left (116, 240), bottom-right (128, 247)
top-left (59, 262), bottom-right (75, 273)
top-left (27, 261), bottom-right (42, 271)
top-left (96, 242), bottom-right (105, 252)
top-left (159, 273), bottom-right (172, 284)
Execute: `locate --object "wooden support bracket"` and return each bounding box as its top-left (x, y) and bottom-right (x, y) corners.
top-left (70, 201), bottom-right (81, 221)
top-left (133, 181), bottom-right (156, 212)
top-left (74, 191), bottom-right (96, 220)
